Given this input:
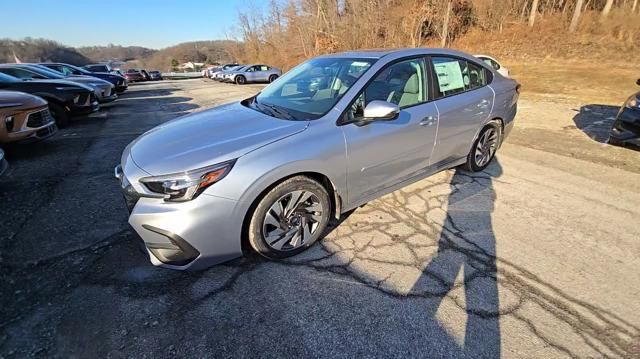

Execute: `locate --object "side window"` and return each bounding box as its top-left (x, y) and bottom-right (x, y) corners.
top-left (432, 57), bottom-right (487, 98)
top-left (2, 68), bottom-right (32, 80)
top-left (463, 61), bottom-right (486, 90)
top-left (59, 66), bottom-right (74, 76)
top-left (345, 58), bottom-right (427, 121)
top-left (260, 65), bottom-right (269, 71)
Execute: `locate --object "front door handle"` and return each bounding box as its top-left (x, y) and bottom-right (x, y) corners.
top-left (419, 116), bottom-right (436, 126)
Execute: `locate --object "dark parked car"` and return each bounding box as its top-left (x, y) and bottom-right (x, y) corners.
top-left (0, 72), bottom-right (98, 127)
top-left (40, 63), bottom-right (128, 93)
top-left (0, 64), bottom-right (116, 103)
top-left (148, 71), bottom-right (163, 81)
top-left (609, 78), bottom-right (640, 147)
top-left (125, 69), bottom-right (145, 82)
top-left (83, 63), bottom-right (115, 74)
top-left (140, 70), bottom-right (150, 81)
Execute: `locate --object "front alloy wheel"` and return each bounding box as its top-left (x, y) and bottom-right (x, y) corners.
top-left (248, 176), bottom-right (330, 259)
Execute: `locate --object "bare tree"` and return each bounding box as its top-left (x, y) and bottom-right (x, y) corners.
top-left (632, 0), bottom-right (638, 12)
top-left (441, 0), bottom-right (453, 47)
top-left (529, 0), bottom-right (540, 27)
top-left (601, 0), bottom-right (614, 17)
top-left (569, 0), bottom-right (584, 32)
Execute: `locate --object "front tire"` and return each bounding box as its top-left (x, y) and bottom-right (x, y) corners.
top-left (235, 75), bottom-right (246, 85)
top-left (49, 102), bottom-right (70, 128)
top-left (248, 176), bottom-right (331, 260)
top-left (463, 123), bottom-right (502, 172)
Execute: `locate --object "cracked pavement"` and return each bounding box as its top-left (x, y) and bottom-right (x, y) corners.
top-left (1, 79), bottom-right (639, 358)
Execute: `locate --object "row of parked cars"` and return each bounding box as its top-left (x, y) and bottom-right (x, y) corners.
top-left (84, 63), bottom-right (163, 82)
top-left (205, 63), bottom-right (282, 84)
top-left (0, 62), bottom-right (138, 176)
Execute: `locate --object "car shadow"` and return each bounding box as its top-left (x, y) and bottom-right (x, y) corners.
top-left (572, 104), bottom-right (620, 143)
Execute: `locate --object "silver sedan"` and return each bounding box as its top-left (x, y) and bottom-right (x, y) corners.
top-left (225, 64), bottom-right (282, 84)
top-left (116, 48), bottom-right (519, 270)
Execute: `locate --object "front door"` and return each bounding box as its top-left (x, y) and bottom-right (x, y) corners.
top-left (341, 57), bottom-right (438, 205)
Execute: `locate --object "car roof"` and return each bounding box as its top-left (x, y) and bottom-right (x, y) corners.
top-left (320, 48), bottom-right (476, 59)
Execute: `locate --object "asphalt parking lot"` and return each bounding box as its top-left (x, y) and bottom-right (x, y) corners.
top-left (1, 79), bottom-right (639, 358)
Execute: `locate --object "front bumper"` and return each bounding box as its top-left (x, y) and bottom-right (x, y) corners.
top-left (610, 107), bottom-right (640, 143)
top-left (0, 157), bottom-right (7, 176)
top-left (115, 161), bottom-right (245, 270)
top-left (69, 94), bottom-right (100, 116)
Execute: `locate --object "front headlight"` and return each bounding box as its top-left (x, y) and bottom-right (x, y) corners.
top-left (625, 97), bottom-right (639, 109)
top-left (139, 160), bottom-right (235, 202)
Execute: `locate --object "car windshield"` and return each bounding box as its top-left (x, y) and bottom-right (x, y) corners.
top-left (0, 72), bottom-right (18, 82)
top-left (251, 57), bottom-right (375, 120)
top-left (65, 64), bottom-right (90, 74)
top-left (25, 65), bottom-right (67, 79)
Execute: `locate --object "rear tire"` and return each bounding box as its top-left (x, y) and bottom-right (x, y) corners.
top-left (49, 102), bottom-right (70, 128)
top-left (463, 122), bottom-right (502, 172)
top-left (268, 75), bottom-right (278, 83)
top-left (235, 76), bottom-right (246, 85)
top-left (248, 176), bottom-right (331, 260)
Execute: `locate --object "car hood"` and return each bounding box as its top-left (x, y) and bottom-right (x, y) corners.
top-left (66, 76), bottom-right (113, 88)
top-left (129, 102), bottom-right (308, 175)
top-left (28, 79), bottom-right (94, 91)
top-left (0, 90), bottom-right (47, 109)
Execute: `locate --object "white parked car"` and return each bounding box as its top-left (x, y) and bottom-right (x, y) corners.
top-left (475, 54), bottom-right (509, 77)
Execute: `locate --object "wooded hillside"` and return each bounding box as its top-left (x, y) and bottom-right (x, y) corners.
top-left (227, 0), bottom-right (639, 70)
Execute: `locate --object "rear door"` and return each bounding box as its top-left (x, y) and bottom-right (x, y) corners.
top-left (429, 56), bottom-right (494, 165)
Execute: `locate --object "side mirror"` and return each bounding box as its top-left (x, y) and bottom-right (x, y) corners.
top-left (363, 100), bottom-right (400, 121)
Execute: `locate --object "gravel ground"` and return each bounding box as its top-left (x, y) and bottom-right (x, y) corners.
top-left (1, 79), bottom-right (639, 358)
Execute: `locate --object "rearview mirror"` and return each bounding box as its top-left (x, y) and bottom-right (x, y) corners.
top-left (363, 100), bottom-right (400, 121)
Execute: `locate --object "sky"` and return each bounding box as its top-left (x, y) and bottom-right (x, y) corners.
top-left (1, 0), bottom-right (262, 49)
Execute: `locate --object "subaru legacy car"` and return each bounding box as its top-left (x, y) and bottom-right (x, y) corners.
top-left (116, 48), bottom-right (519, 270)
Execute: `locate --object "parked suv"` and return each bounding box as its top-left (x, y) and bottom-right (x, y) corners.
top-left (40, 63), bottom-right (128, 93)
top-left (0, 72), bottom-right (98, 127)
top-left (115, 48), bottom-right (519, 270)
top-left (0, 91), bottom-right (57, 144)
top-left (0, 64), bottom-right (116, 103)
top-left (83, 63), bottom-right (114, 74)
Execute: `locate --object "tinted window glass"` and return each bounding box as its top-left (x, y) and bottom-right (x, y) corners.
top-left (344, 58), bottom-right (426, 122)
top-left (254, 57), bottom-right (374, 120)
top-left (432, 57), bottom-right (487, 98)
top-left (0, 68), bottom-right (34, 80)
top-left (463, 61), bottom-right (486, 90)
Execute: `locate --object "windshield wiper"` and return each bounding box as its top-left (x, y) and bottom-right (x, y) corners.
top-left (260, 102), bottom-right (297, 121)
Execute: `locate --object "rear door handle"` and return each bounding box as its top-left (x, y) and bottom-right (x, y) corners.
top-left (419, 116), bottom-right (436, 126)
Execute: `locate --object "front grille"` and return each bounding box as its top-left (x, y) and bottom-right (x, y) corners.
top-left (26, 109), bottom-right (53, 128)
top-left (35, 124), bottom-right (56, 138)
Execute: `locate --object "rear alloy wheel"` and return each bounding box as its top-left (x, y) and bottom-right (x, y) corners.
top-left (48, 102), bottom-right (70, 128)
top-left (268, 75), bottom-right (278, 83)
top-left (235, 75), bottom-right (246, 85)
top-left (248, 176), bottom-right (330, 260)
top-left (463, 123), bottom-right (501, 172)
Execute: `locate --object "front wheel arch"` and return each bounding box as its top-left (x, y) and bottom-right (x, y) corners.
top-left (240, 171), bottom-right (341, 255)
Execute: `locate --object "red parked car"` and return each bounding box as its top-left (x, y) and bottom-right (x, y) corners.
top-left (124, 69), bottom-right (145, 82)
